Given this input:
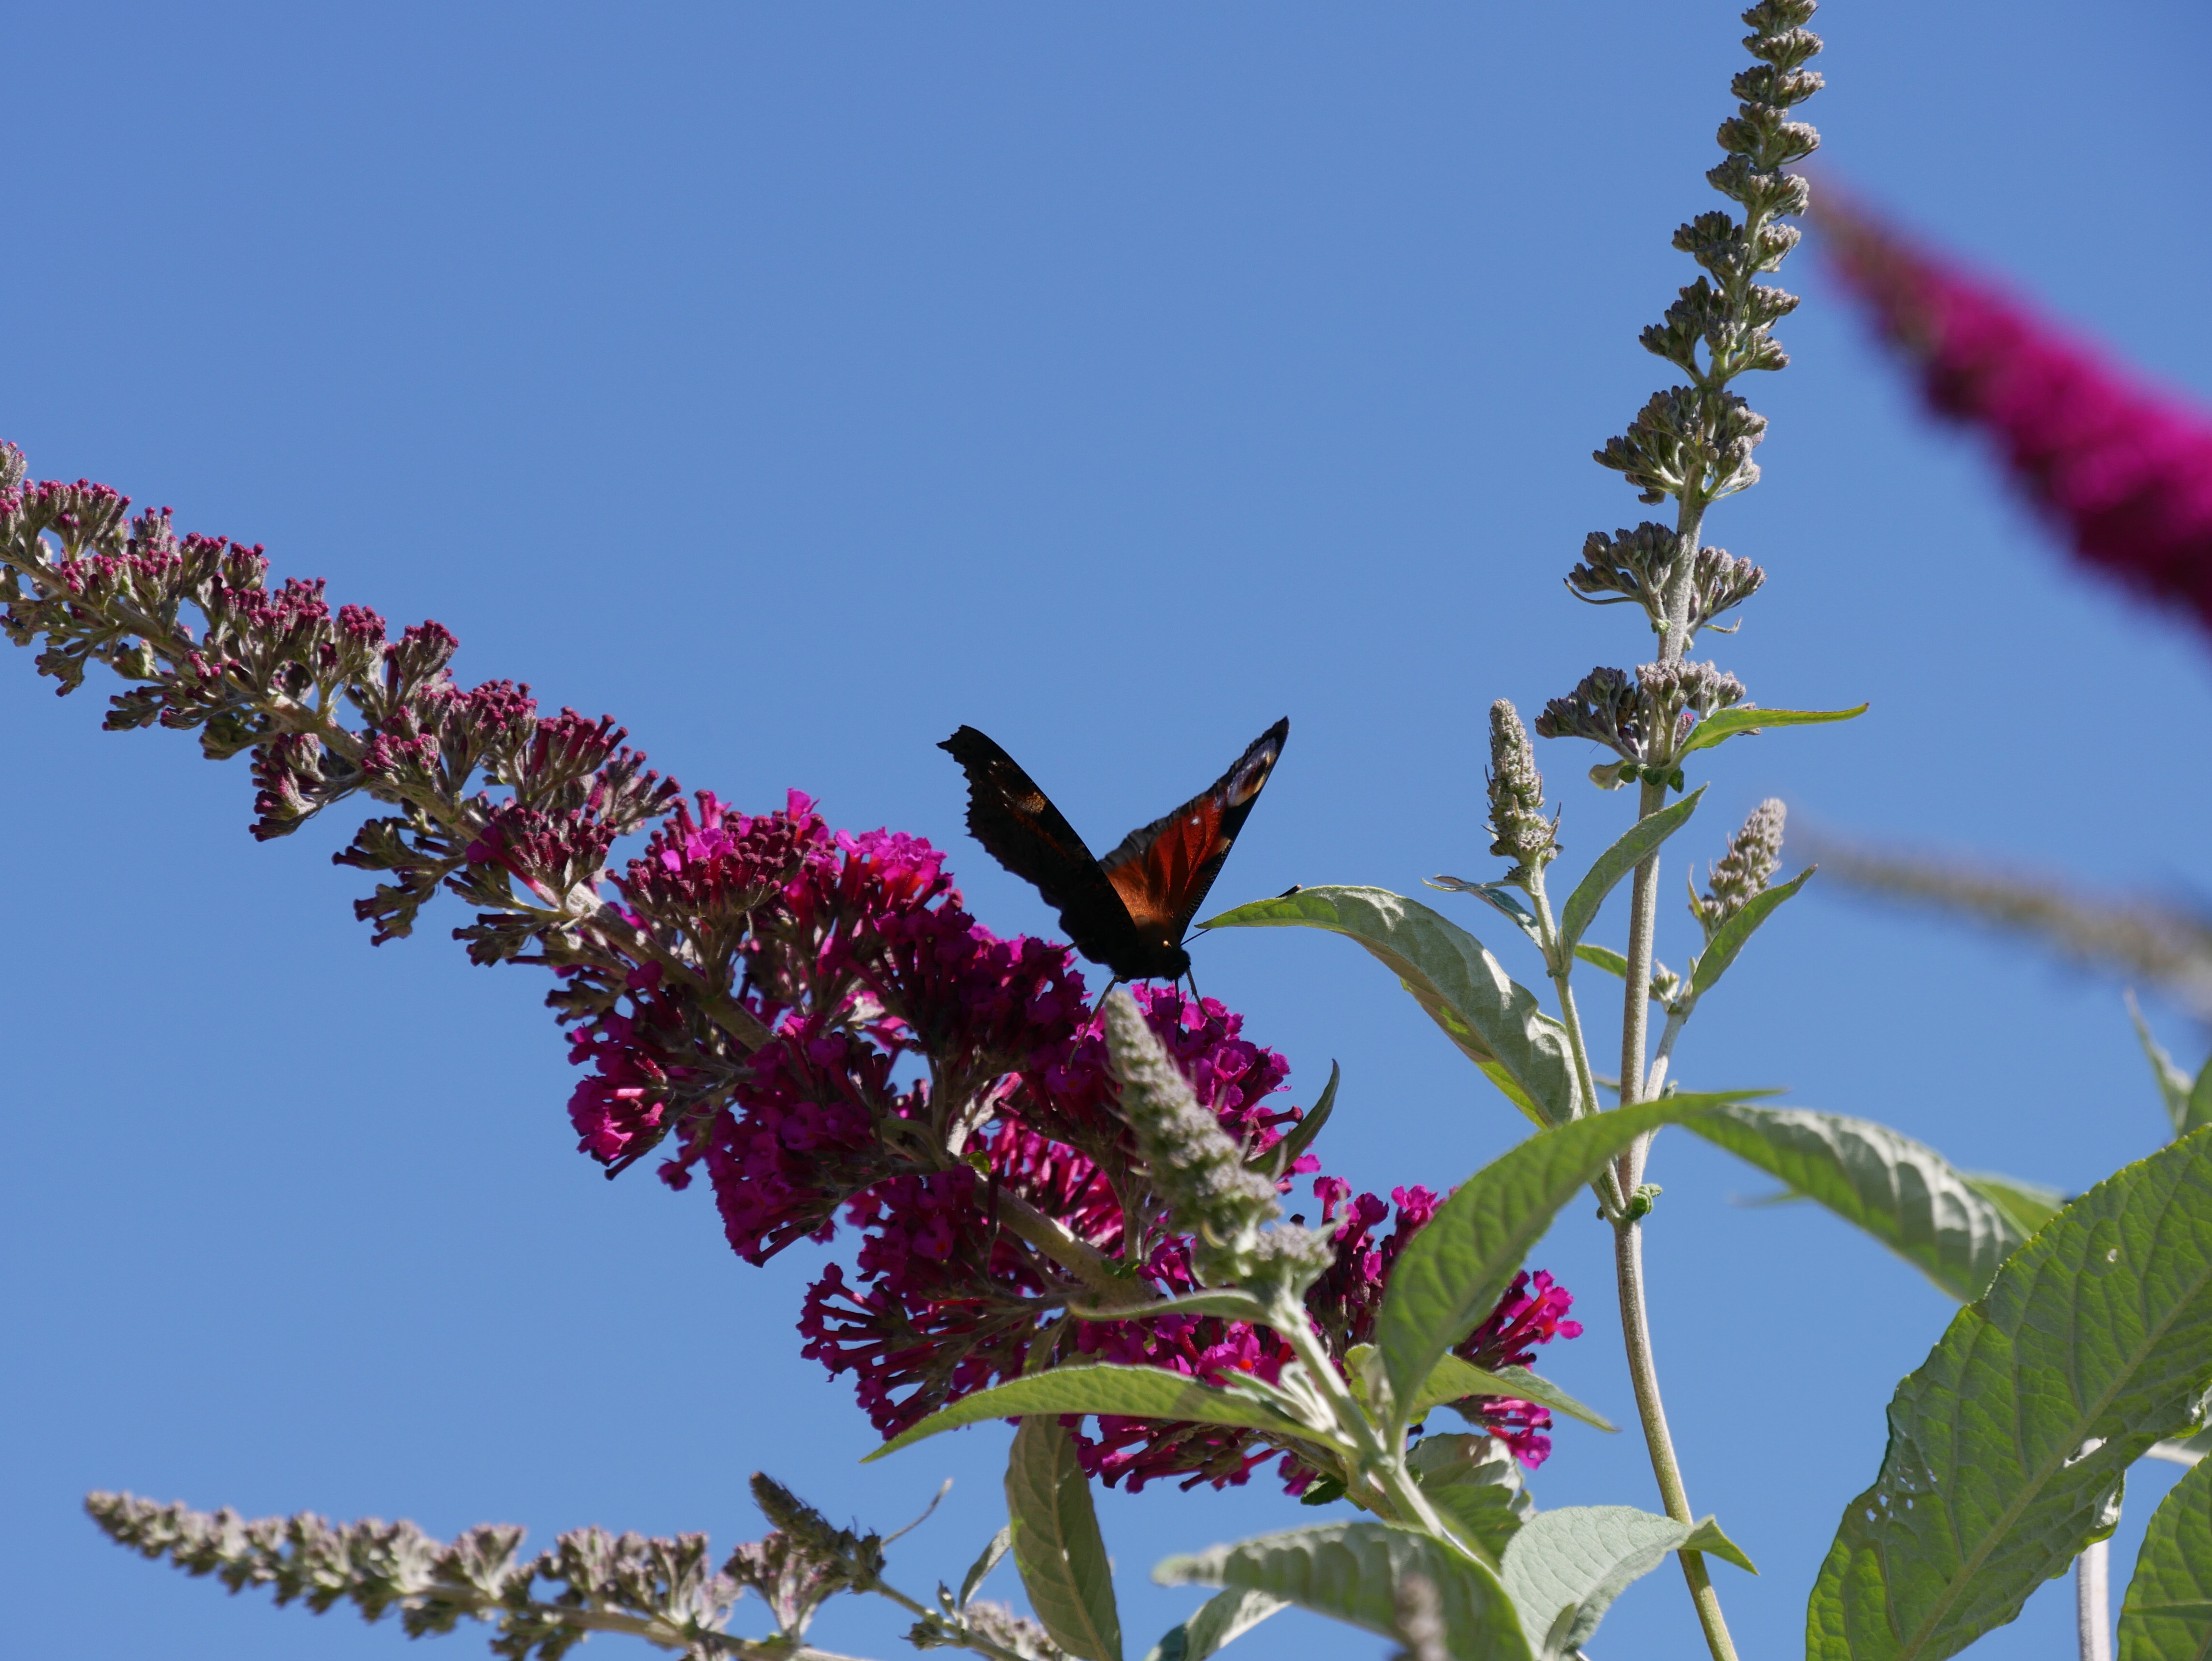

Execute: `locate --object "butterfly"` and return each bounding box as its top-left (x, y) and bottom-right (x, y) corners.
top-left (938, 717), bottom-right (1290, 985)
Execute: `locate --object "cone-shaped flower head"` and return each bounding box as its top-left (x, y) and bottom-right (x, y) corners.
top-left (1691, 798), bottom-right (1786, 941)
top-left (1102, 988), bottom-right (1331, 1294)
top-left (1486, 700), bottom-right (1558, 888)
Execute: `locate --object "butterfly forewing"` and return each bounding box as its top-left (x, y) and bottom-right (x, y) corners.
top-left (1099, 716), bottom-right (1290, 943)
top-left (937, 725), bottom-right (1146, 971)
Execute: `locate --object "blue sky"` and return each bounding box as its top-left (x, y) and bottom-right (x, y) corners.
top-left (6, 4), bottom-right (2211, 1659)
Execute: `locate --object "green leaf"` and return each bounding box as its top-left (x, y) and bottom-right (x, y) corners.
top-left (959, 1527), bottom-right (1013, 1609)
top-left (1556, 788), bottom-right (1704, 956)
top-left (1574, 942), bottom-right (1630, 978)
top-left (1201, 886), bottom-right (1578, 1127)
top-left (866, 1365), bottom-right (1309, 1461)
top-left (1374, 1092), bottom-right (1750, 1426)
top-left (1501, 1507), bottom-right (1752, 1661)
top-left (1427, 875), bottom-right (1544, 945)
top-left (1409, 1434), bottom-right (1535, 1565)
top-left (1254, 1062), bottom-right (1338, 1176)
top-left (1069, 1289), bottom-right (1271, 1324)
top-left (1155, 1522), bottom-right (1530, 1661)
top-left (1685, 1104), bottom-right (2031, 1302)
top-left (1807, 1129), bottom-right (2212, 1661)
top-left (2120, 1454), bottom-right (2212, 1661)
top-left (2188, 1059), bottom-right (2212, 1140)
top-left (1007, 1419), bottom-right (1123, 1661)
top-left (1140, 1588), bottom-right (1287, 1661)
top-left (1412, 1356), bottom-right (1617, 1433)
top-left (2130, 994), bottom-right (2195, 1137)
top-left (1962, 1171), bottom-right (2068, 1238)
top-left (1687, 867), bottom-right (1814, 1001)
top-left (2148, 1427), bottom-right (2212, 1469)
top-left (1678, 702), bottom-right (1868, 754)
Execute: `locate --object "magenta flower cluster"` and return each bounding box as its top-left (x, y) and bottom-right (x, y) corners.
top-left (1823, 198), bottom-right (2212, 632)
top-left (0, 449), bottom-right (1582, 1496)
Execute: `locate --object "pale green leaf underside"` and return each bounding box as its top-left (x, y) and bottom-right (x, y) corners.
top-left (2120, 1454), bottom-right (2212, 1661)
top-left (1375, 1094), bottom-right (1743, 1425)
top-left (2130, 996), bottom-right (2194, 1137)
top-left (1557, 787), bottom-right (1703, 955)
top-left (1807, 1129), bottom-right (2212, 1661)
top-left (1200, 886), bottom-right (1578, 1127)
top-left (866, 1365), bottom-right (1307, 1460)
top-left (1415, 1355), bottom-right (1617, 1433)
top-left (958, 1526), bottom-right (1012, 1609)
top-left (1501, 1506), bottom-right (1752, 1661)
top-left (1685, 1104), bottom-right (2030, 1303)
top-left (1141, 1588), bottom-right (1287, 1661)
top-left (1962, 1171), bottom-right (2068, 1238)
top-left (1156, 1521), bottom-right (1530, 1661)
top-left (1007, 1419), bottom-right (1124, 1661)
top-left (1679, 702), bottom-right (1868, 754)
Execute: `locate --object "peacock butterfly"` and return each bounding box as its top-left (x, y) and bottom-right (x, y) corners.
top-left (938, 717), bottom-right (1290, 984)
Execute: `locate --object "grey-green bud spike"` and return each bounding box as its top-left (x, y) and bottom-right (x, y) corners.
top-left (1487, 700), bottom-right (1558, 887)
top-left (1691, 798), bottom-right (1786, 940)
top-left (1102, 989), bottom-right (1331, 1293)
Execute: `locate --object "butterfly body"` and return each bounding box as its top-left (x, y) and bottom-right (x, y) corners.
top-left (939, 717), bottom-right (1289, 983)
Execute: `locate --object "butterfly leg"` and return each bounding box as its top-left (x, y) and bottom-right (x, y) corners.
top-left (1184, 968), bottom-right (1207, 1011)
top-left (1089, 976), bottom-right (1124, 1019)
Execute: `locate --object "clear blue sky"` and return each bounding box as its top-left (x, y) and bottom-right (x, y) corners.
top-left (6, 4), bottom-right (2210, 1659)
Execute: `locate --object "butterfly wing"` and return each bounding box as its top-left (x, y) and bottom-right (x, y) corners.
top-left (1099, 716), bottom-right (1290, 959)
top-left (938, 725), bottom-right (1146, 974)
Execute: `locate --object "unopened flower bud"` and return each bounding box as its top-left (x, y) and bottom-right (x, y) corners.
top-left (1102, 989), bottom-right (1313, 1292)
top-left (1486, 700), bottom-right (1559, 888)
top-left (1690, 798), bottom-right (1786, 939)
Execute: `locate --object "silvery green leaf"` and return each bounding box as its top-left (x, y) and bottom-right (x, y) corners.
top-left (1252, 1062), bottom-right (1337, 1176)
top-left (2188, 1057), bottom-right (2212, 1139)
top-left (1685, 1104), bottom-right (2030, 1302)
top-left (2146, 1427), bottom-right (2212, 1469)
top-left (1678, 701), bottom-right (1867, 754)
top-left (1139, 1589), bottom-right (1287, 1661)
top-left (1411, 1355), bottom-right (1615, 1433)
top-left (1410, 1433), bottom-right (1535, 1564)
top-left (960, 1527), bottom-right (1013, 1609)
top-left (1808, 1131), bottom-right (2212, 1661)
top-left (1201, 886), bottom-right (1578, 1127)
top-left (1154, 1522), bottom-right (1528, 1661)
top-left (1006, 1419), bottom-right (1123, 1661)
top-left (867, 1364), bottom-right (1312, 1461)
top-left (1375, 1093), bottom-right (1755, 1426)
top-left (1961, 1171), bottom-right (2067, 1238)
top-left (2119, 1454), bottom-right (2212, 1661)
top-left (1501, 1506), bottom-right (1753, 1661)
top-left (1686, 866), bottom-right (1814, 1000)
top-left (1428, 875), bottom-right (1544, 944)
top-left (2129, 993), bottom-right (2194, 1136)
top-left (1556, 787), bottom-right (1704, 955)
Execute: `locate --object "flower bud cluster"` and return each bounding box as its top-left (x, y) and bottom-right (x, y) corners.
top-left (1545, 4), bottom-right (1820, 781)
top-left (85, 1490), bottom-right (752, 1659)
top-left (2, 442), bottom-right (1585, 1499)
top-left (1535, 660), bottom-right (1745, 773)
top-left (1691, 799), bottom-right (1787, 941)
top-left (1485, 701), bottom-right (1557, 888)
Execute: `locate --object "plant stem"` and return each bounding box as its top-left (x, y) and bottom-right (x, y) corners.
top-left (1615, 1216), bottom-right (1740, 1661)
top-left (2077, 1539), bottom-right (2113, 1661)
top-left (1608, 496), bottom-right (1740, 1661)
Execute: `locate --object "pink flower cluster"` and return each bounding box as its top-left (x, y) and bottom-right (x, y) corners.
top-left (1822, 198), bottom-right (2212, 630)
top-left (568, 787), bottom-right (1582, 1490)
top-left (0, 450), bottom-right (1583, 1496)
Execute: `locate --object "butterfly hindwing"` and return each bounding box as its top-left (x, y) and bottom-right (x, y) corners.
top-left (937, 725), bottom-right (1146, 972)
top-left (1099, 716), bottom-right (1290, 949)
